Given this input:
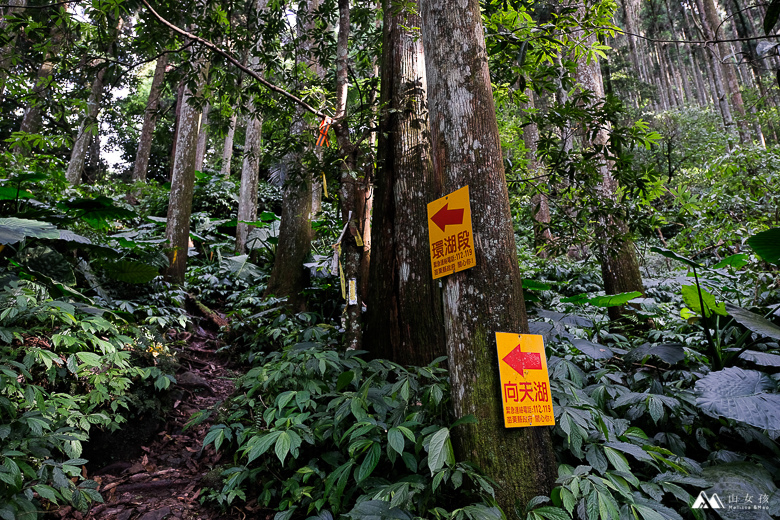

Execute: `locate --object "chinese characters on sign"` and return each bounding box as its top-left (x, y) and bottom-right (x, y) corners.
top-left (427, 186), bottom-right (475, 279)
top-left (495, 333), bottom-right (555, 428)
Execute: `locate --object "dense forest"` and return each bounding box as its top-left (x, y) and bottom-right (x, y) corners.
top-left (1, 0), bottom-right (780, 519)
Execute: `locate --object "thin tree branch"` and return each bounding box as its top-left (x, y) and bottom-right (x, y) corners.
top-left (0, 0), bottom-right (78, 8)
top-left (622, 29), bottom-right (780, 46)
top-left (139, 0), bottom-right (327, 119)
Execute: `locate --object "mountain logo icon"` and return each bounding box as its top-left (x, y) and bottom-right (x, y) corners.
top-left (692, 491), bottom-right (724, 509)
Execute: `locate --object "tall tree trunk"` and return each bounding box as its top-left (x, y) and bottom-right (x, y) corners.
top-left (366, 0), bottom-right (445, 366)
top-left (236, 99), bottom-right (264, 254)
top-left (696, 0), bottom-right (748, 142)
top-left (133, 54), bottom-right (168, 183)
top-left (164, 54), bottom-right (210, 283)
top-left (576, 29), bottom-right (645, 322)
top-left (194, 102), bottom-right (210, 172)
top-left (66, 65), bottom-right (108, 185)
top-left (0, 0), bottom-right (27, 103)
top-left (220, 111), bottom-right (238, 176)
top-left (236, 3), bottom-right (268, 256)
top-left (419, 0), bottom-right (557, 512)
top-left (15, 55), bottom-right (58, 152)
top-left (619, 0), bottom-right (642, 81)
top-left (263, 0), bottom-right (318, 307)
top-left (332, 0), bottom-right (368, 350)
top-left (523, 94), bottom-right (552, 256)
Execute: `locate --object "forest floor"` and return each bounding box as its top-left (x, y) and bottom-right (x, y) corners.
top-left (53, 316), bottom-right (250, 520)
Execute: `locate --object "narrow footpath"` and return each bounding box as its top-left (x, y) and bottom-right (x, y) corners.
top-left (55, 319), bottom-right (242, 520)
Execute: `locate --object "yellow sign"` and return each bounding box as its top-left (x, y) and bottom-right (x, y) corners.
top-left (495, 333), bottom-right (555, 428)
top-left (427, 186), bottom-right (475, 279)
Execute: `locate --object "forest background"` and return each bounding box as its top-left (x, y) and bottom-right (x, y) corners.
top-left (1, 0), bottom-right (780, 519)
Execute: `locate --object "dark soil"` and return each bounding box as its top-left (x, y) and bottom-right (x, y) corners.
top-left (54, 324), bottom-right (244, 520)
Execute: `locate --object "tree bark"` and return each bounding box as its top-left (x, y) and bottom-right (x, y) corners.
top-left (419, 0), bottom-right (557, 512)
top-left (66, 65), bottom-right (108, 185)
top-left (331, 0), bottom-right (368, 350)
top-left (263, 0), bottom-right (318, 307)
top-left (194, 102), bottom-right (210, 172)
top-left (365, 0), bottom-right (446, 366)
top-left (695, 0), bottom-right (747, 142)
top-left (220, 111), bottom-right (238, 176)
top-left (236, 97), bottom-right (263, 254)
top-left (133, 54), bottom-right (168, 183)
top-left (522, 94), bottom-right (552, 256)
top-left (576, 26), bottom-right (645, 322)
top-left (0, 0), bottom-right (27, 103)
top-left (164, 54), bottom-right (210, 283)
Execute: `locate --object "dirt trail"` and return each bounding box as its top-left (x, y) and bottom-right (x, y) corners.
top-left (55, 325), bottom-right (240, 520)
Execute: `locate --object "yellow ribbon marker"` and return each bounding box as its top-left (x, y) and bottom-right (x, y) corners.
top-left (338, 245), bottom-right (346, 299)
top-left (322, 173), bottom-right (328, 198)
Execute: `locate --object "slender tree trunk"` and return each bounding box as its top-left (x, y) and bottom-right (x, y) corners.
top-left (236, 99), bottom-right (264, 254)
top-left (133, 54), bottom-right (168, 183)
top-left (263, 0), bottom-right (318, 308)
top-left (331, 0), bottom-right (368, 350)
top-left (194, 102), bottom-right (210, 172)
top-left (220, 111), bottom-right (238, 176)
top-left (0, 0), bottom-right (27, 103)
top-left (366, 0), bottom-right (445, 366)
top-left (419, 0), bottom-right (557, 512)
top-left (522, 94), bottom-right (552, 256)
top-left (576, 29), bottom-right (645, 322)
top-left (619, 0), bottom-right (642, 81)
top-left (66, 66), bottom-right (108, 185)
top-left (236, 4), bottom-right (268, 256)
top-left (15, 58), bottom-right (57, 152)
top-left (697, 0), bottom-right (748, 142)
top-left (235, 2), bottom-right (265, 255)
top-left (164, 54), bottom-right (210, 283)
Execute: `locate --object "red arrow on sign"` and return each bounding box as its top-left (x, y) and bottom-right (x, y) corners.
top-left (502, 344), bottom-right (542, 377)
top-left (431, 203), bottom-right (464, 232)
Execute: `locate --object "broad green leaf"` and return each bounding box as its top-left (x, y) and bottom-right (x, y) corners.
top-left (388, 428), bottom-right (405, 455)
top-left (748, 227), bottom-right (780, 264)
top-left (0, 186), bottom-right (33, 200)
top-left (427, 427), bottom-right (454, 475)
top-left (275, 431), bottom-right (292, 465)
top-left (737, 350), bottom-right (780, 367)
top-left (18, 245), bottom-right (76, 285)
top-left (102, 261), bottom-right (159, 284)
top-left (356, 442), bottom-right (380, 483)
top-left (713, 254), bottom-right (749, 270)
top-left (587, 291), bottom-right (642, 308)
top-left (681, 285), bottom-right (726, 317)
top-left (523, 279), bottom-right (553, 291)
top-left (75, 352), bottom-right (101, 367)
top-left (725, 303), bottom-right (780, 340)
top-left (766, 0), bottom-right (780, 35)
top-left (337, 370), bottom-right (355, 391)
top-left (0, 217), bottom-right (59, 245)
top-left (625, 343), bottom-right (685, 365)
top-left (695, 367), bottom-right (780, 431)
top-left (650, 246), bottom-right (701, 268)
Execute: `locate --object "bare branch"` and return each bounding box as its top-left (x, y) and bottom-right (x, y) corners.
top-left (139, 0), bottom-right (327, 119)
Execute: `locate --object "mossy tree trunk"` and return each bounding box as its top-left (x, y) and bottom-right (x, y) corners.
top-left (419, 0), bottom-right (557, 513)
top-left (164, 52), bottom-right (210, 283)
top-left (366, 0), bottom-right (445, 366)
